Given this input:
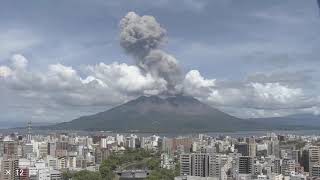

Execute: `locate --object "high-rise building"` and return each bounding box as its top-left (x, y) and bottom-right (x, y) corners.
top-left (191, 153), bottom-right (209, 177)
top-left (3, 141), bottom-right (18, 157)
top-left (279, 144), bottom-right (295, 159)
top-left (1, 158), bottom-right (19, 180)
top-left (46, 156), bottom-right (58, 169)
top-left (310, 163), bottom-right (320, 177)
top-left (209, 154), bottom-right (220, 177)
top-left (247, 138), bottom-right (256, 157)
top-left (281, 159), bottom-right (295, 176)
top-left (58, 156), bottom-right (67, 169)
top-left (126, 135), bottom-right (137, 149)
top-left (292, 150), bottom-right (300, 164)
top-left (300, 150), bottom-right (309, 172)
top-left (180, 154), bottom-right (192, 176)
top-left (235, 143), bottom-right (249, 156)
top-left (268, 138), bottom-right (280, 158)
top-left (173, 137), bottom-right (192, 153)
top-left (209, 154), bottom-right (228, 178)
top-left (39, 142), bottom-right (48, 158)
top-left (161, 137), bottom-right (173, 155)
top-left (47, 142), bottom-right (56, 156)
top-left (248, 143), bottom-right (256, 157)
top-left (309, 146), bottom-right (320, 169)
top-left (22, 143), bottom-right (33, 159)
top-left (273, 159), bottom-right (281, 174)
top-left (116, 134), bottom-right (124, 146)
top-left (50, 169), bottom-right (62, 180)
top-left (0, 140), bottom-right (4, 157)
top-left (95, 147), bottom-right (110, 164)
top-left (237, 156), bottom-right (253, 174)
top-left (56, 141), bottom-right (68, 151)
top-left (180, 153), bottom-right (210, 177)
top-left (100, 138), bottom-right (107, 149)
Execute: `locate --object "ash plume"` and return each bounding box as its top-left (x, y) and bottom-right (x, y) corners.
top-left (119, 12), bottom-right (182, 94)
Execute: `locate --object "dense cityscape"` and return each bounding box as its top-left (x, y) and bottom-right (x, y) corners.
top-left (1, 123), bottom-right (320, 180)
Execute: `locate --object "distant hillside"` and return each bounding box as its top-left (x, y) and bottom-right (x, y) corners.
top-left (48, 95), bottom-right (320, 132)
top-left (0, 121), bottom-right (54, 129)
top-left (251, 114), bottom-right (320, 129)
top-left (50, 95), bottom-right (262, 132)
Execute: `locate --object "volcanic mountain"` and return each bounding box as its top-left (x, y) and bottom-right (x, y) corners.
top-left (51, 95), bottom-right (263, 132)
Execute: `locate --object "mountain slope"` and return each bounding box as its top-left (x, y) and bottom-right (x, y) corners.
top-left (251, 114), bottom-right (320, 128)
top-left (51, 95), bottom-right (260, 132)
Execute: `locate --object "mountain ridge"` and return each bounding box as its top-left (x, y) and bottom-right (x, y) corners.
top-left (48, 95), bottom-right (320, 132)
top-left (50, 95), bottom-right (259, 132)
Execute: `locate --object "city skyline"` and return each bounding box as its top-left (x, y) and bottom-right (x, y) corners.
top-left (1, 129), bottom-right (320, 179)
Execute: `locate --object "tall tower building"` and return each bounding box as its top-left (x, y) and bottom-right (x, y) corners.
top-left (309, 146), bottom-right (320, 177)
top-left (47, 142), bottom-right (56, 156)
top-left (0, 140), bottom-right (4, 157)
top-left (268, 139), bottom-right (280, 158)
top-left (272, 159), bottom-right (281, 174)
top-left (247, 137), bottom-right (256, 157)
top-left (27, 121), bottom-right (32, 143)
top-left (161, 137), bottom-right (173, 155)
top-left (191, 153), bottom-right (209, 177)
top-left (209, 154), bottom-right (228, 178)
top-left (237, 156), bottom-right (253, 174)
top-left (180, 153), bottom-right (192, 176)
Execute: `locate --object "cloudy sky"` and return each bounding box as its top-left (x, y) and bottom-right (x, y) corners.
top-left (1, 0), bottom-right (320, 125)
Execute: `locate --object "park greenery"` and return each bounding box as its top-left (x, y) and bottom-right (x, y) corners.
top-left (62, 149), bottom-right (178, 180)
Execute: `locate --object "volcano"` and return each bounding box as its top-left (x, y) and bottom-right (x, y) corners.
top-left (50, 95), bottom-right (264, 132)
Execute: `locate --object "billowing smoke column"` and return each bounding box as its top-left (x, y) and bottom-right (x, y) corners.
top-left (120, 12), bottom-right (182, 94)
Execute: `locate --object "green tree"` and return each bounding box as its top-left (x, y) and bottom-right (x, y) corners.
top-left (146, 158), bottom-right (160, 170)
top-left (73, 170), bottom-right (102, 180)
top-left (100, 168), bottom-right (115, 180)
top-left (174, 163), bottom-right (180, 176)
top-left (99, 160), bottom-right (116, 180)
top-left (62, 171), bottom-right (73, 180)
top-left (147, 169), bottom-right (175, 180)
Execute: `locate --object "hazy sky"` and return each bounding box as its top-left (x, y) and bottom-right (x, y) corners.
top-left (1, 0), bottom-right (320, 124)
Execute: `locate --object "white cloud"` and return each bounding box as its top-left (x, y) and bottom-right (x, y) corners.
top-left (250, 82), bottom-right (303, 104)
top-left (86, 62), bottom-right (168, 94)
top-left (208, 82), bottom-right (310, 110)
top-left (0, 66), bottom-right (12, 78)
top-left (185, 70), bottom-right (215, 87)
top-left (0, 54), bottom-right (168, 107)
top-left (182, 70), bottom-right (317, 117)
top-left (183, 70), bottom-right (215, 97)
top-left (11, 54), bottom-right (28, 69)
top-left (0, 54), bottom-right (318, 119)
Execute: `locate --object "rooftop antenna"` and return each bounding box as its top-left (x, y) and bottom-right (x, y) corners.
top-left (27, 121), bottom-right (32, 143)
